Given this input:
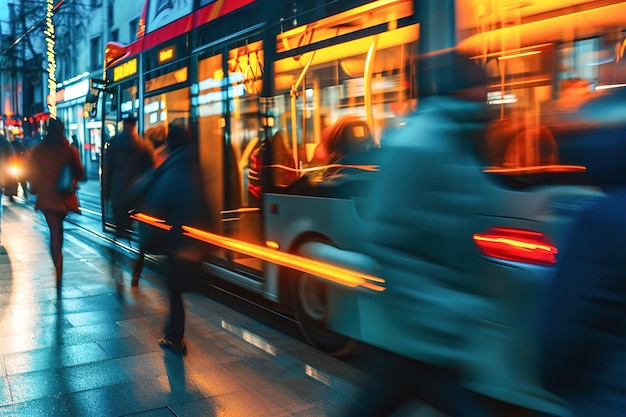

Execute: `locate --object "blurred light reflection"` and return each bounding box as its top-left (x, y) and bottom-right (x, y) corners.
top-left (221, 320), bottom-right (277, 356)
top-left (305, 364), bottom-right (332, 386)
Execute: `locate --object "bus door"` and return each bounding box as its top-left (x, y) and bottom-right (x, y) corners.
top-left (196, 37), bottom-right (265, 278)
top-left (101, 77), bottom-right (140, 233)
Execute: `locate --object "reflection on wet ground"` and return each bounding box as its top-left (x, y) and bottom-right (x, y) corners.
top-left (0, 197), bottom-right (368, 416)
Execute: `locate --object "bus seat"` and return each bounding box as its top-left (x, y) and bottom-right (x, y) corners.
top-left (484, 118), bottom-right (557, 168)
top-left (311, 116), bottom-right (376, 166)
top-left (503, 124), bottom-right (557, 167)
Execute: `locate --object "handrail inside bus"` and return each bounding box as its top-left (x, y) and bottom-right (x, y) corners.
top-left (290, 51), bottom-right (317, 173)
top-left (483, 165), bottom-right (586, 174)
top-left (364, 35), bottom-right (379, 144)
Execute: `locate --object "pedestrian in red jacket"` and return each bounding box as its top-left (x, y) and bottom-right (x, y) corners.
top-left (28, 118), bottom-right (84, 288)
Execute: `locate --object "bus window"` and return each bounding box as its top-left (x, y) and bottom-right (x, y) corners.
top-left (143, 87), bottom-right (190, 154)
top-left (119, 80), bottom-right (139, 126)
top-left (457, 2), bottom-right (626, 184)
top-left (227, 39), bottom-right (265, 268)
top-left (197, 52), bottom-right (225, 238)
top-left (272, 22), bottom-right (418, 185)
top-left (227, 39), bottom-right (263, 209)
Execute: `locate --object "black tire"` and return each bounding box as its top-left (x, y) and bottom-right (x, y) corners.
top-left (292, 268), bottom-right (357, 357)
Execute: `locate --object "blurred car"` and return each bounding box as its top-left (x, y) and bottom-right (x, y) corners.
top-left (4, 136), bottom-right (37, 199)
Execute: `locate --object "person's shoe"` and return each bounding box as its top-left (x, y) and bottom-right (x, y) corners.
top-left (159, 338), bottom-right (187, 354)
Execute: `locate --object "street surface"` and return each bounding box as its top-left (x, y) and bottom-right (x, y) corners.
top-left (0, 182), bottom-right (432, 416)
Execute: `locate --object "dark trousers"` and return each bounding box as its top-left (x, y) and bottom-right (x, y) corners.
top-left (43, 211), bottom-right (66, 281)
top-left (340, 346), bottom-right (556, 417)
top-left (133, 249), bottom-right (145, 279)
top-left (164, 253), bottom-right (204, 343)
top-left (339, 348), bottom-right (491, 417)
top-left (165, 286), bottom-right (185, 343)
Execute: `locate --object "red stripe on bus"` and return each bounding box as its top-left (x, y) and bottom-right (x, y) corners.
top-left (196, 0), bottom-right (255, 25)
top-left (142, 15), bottom-right (196, 51)
top-left (106, 0), bottom-right (256, 69)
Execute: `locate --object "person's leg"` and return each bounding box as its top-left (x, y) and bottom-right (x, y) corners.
top-left (109, 234), bottom-right (123, 291)
top-left (159, 254), bottom-right (186, 353)
top-left (411, 362), bottom-right (493, 417)
top-left (131, 249), bottom-right (145, 286)
top-left (165, 288), bottom-right (185, 342)
top-left (338, 348), bottom-right (413, 417)
top-left (337, 348), bottom-right (495, 417)
top-left (43, 211), bottom-right (66, 285)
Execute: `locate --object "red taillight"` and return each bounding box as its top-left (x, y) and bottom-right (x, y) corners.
top-left (473, 227), bottom-right (557, 266)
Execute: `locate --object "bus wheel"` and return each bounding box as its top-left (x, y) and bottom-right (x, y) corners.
top-left (292, 270), bottom-right (356, 357)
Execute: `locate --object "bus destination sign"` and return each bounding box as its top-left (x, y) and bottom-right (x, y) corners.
top-left (113, 58), bottom-right (138, 82)
top-left (159, 46), bottom-right (176, 64)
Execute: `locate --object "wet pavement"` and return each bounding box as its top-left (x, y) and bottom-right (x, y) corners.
top-left (0, 192), bottom-right (368, 416)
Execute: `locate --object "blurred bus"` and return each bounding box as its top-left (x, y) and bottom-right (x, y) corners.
top-left (87, 0), bottom-right (417, 353)
top-left (86, 1), bottom-right (626, 414)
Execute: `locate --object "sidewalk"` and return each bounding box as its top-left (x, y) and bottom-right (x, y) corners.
top-left (0, 196), bottom-right (363, 416)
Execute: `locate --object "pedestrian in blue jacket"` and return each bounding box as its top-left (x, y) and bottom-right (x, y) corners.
top-left (539, 95), bottom-right (626, 417)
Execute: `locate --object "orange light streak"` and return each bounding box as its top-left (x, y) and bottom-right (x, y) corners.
top-left (130, 213), bottom-right (173, 231)
top-left (498, 50), bottom-right (541, 60)
top-left (270, 163), bottom-right (380, 174)
top-left (484, 165), bottom-right (586, 174)
top-left (470, 43), bottom-right (552, 60)
top-left (182, 226), bottom-right (385, 291)
top-left (222, 207), bottom-right (261, 214)
top-left (265, 240), bottom-right (280, 249)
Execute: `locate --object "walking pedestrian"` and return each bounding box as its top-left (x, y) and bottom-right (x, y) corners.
top-left (128, 119), bottom-right (214, 354)
top-left (337, 50), bottom-right (497, 417)
top-left (102, 114), bottom-right (154, 286)
top-left (539, 105), bottom-right (626, 417)
top-left (0, 134), bottom-right (15, 242)
top-left (28, 118), bottom-right (84, 287)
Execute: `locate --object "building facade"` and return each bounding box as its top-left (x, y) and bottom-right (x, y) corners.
top-left (57, 0), bottom-right (144, 179)
top-left (0, 0), bottom-right (143, 179)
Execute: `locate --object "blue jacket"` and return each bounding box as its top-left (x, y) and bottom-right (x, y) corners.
top-left (539, 98), bottom-right (626, 416)
top-left (361, 95), bottom-right (494, 367)
top-left (102, 128), bottom-right (154, 233)
top-left (132, 146), bottom-right (216, 257)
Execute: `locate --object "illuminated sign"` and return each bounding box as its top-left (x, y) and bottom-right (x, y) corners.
top-left (44, 0), bottom-right (57, 119)
top-left (65, 79), bottom-right (89, 101)
top-left (158, 46), bottom-right (176, 64)
top-left (56, 79), bottom-right (89, 103)
top-left (113, 58), bottom-right (138, 82)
